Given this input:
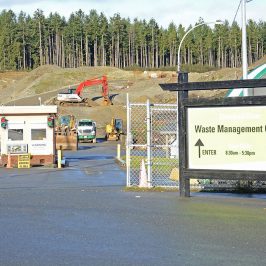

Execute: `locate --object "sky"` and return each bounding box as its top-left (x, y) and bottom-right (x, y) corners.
top-left (0, 0), bottom-right (265, 28)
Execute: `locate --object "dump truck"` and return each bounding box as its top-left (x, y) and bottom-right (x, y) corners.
top-left (105, 118), bottom-right (123, 141)
top-left (77, 119), bottom-right (97, 143)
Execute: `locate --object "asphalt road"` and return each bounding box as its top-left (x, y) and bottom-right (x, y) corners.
top-left (0, 141), bottom-right (266, 266)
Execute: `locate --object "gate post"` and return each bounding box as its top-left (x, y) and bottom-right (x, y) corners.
top-left (178, 72), bottom-right (190, 197)
top-left (146, 99), bottom-right (152, 188)
top-left (126, 93), bottom-right (131, 187)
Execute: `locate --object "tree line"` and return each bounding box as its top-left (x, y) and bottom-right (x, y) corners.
top-left (0, 9), bottom-right (265, 71)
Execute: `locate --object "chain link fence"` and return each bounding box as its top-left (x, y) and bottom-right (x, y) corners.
top-left (126, 96), bottom-right (266, 191)
top-left (126, 97), bottom-right (179, 188)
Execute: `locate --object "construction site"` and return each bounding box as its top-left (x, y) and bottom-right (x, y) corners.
top-left (0, 56), bottom-right (266, 167)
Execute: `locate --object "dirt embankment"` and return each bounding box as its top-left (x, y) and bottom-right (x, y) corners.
top-left (1, 59), bottom-right (265, 131)
top-left (0, 66), bottom-right (178, 128)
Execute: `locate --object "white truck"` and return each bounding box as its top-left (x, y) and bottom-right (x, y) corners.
top-left (77, 119), bottom-right (97, 143)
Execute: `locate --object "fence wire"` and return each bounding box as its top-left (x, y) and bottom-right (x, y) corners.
top-left (127, 101), bottom-right (179, 187)
top-left (126, 98), bottom-right (266, 191)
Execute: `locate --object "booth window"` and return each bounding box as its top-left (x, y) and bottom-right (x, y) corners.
top-left (31, 129), bottom-right (46, 140)
top-left (8, 129), bottom-right (24, 141)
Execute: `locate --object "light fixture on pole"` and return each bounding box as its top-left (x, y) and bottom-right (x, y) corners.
top-left (175, 20), bottom-right (223, 161)
top-left (177, 20), bottom-right (224, 73)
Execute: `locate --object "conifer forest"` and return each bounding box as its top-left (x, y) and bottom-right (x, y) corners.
top-left (0, 9), bottom-right (265, 70)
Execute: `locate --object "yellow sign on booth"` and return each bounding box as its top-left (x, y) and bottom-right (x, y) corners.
top-left (18, 154), bottom-right (31, 168)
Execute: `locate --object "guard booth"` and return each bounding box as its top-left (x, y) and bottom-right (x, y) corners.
top-left (0, 106), bottom-right (57, 167)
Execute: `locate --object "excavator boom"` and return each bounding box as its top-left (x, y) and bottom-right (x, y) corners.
top-left (57, 75), bottom-right (111, 106)
top-left (75, 76), bottom-right (108, 95)
top-left (75, 76), bottom-right (110, 105)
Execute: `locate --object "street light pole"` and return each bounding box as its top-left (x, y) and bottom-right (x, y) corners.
top-left (177, 20), bottom-right (223, 73)
top-left (242, 0), bottom-right (253, 96)
top-left (241, 0), bottom-right (248, 82)
top-left (176, 21), bottom-right (222, 195)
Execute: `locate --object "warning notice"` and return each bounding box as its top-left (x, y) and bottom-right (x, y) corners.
top-left (18, 154), bottom-right (31, 168)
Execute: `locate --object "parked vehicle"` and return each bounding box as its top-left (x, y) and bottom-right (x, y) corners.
top-left (77, 119), bottom-right (97, 143)
top-left (105, 118), bottom-right (123, 141)
top-left (55, 115), bottom-right (78, 150)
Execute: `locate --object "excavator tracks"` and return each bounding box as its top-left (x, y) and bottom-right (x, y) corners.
top-left (53, 98), bottom-right (99, 107)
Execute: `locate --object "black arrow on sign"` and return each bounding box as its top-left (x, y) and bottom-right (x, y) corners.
top-left (195, 139), bottom-right (204, 158)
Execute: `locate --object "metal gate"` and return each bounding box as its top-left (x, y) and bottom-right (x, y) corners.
top-left (126, 96), bottom-right (179, 187)
top-left (125, 95), bottom-right (266, 191)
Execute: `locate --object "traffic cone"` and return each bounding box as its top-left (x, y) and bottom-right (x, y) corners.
top-left (6, 154), bottom-right (13, 168)
top-left (169, 168), bottom-right (179, 181)
top-left (139, 159), bottom-right (148, 188)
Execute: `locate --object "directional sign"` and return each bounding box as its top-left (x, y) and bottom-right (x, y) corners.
top-left (195, 139), bottom-right (204, 158)
top-left (187, 106), bottom-right (266, 171)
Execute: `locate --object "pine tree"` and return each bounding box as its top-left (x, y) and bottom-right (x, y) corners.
top-left (0, 9), bottom-right (265, 70)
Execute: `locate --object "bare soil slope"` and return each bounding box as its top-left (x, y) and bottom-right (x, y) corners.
top-left (1, 58), bottom-right (265, 133)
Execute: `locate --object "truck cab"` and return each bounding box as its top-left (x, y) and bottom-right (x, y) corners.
top-left (77, 119), bottom-right (96, 143)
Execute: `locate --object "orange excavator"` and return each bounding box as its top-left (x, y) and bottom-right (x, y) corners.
top-left (56, 75), bottom-right (112, 106)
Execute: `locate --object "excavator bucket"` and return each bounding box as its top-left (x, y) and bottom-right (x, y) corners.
top-left (102, 96), bottom-right (113, 106)
top-left (56, 132), bottom-right (78, 150)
